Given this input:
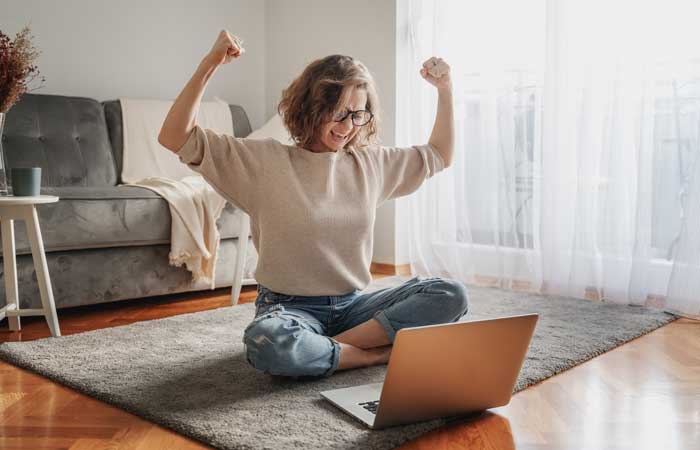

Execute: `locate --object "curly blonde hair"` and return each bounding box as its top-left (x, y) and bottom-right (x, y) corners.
top-left (277, 54), bottom-right (381, 150)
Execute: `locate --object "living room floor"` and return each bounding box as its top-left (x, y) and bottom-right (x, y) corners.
top-left (0, 275), bottom-right (697, 450)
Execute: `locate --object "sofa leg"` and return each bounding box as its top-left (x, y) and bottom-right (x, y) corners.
top-left (230, 212), bottom-right (250, 306)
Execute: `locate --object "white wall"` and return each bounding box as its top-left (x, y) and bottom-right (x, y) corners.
top-left (265, 0), bottom-right (398, 264)
top-left (0, 0), bottom-right (267, 129)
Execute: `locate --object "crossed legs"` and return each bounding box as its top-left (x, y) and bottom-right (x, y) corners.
top-left (243, 277), bottom-right (469, 377)
top-left (333, 318), bottom-right (393, 371)
top-left (333, 276), bottom-right (470, 372)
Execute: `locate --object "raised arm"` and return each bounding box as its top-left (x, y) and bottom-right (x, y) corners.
top-left (158, 30), bottom-right (245, 153)
top-left (420, 57), bottom-right (454, 167)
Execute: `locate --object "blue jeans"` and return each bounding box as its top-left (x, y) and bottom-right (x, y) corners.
top-left (242, 276), bottom-right (469, 378)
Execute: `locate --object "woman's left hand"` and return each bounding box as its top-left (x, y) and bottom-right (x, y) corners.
top-left (420, 57), bottom-right (452, 91)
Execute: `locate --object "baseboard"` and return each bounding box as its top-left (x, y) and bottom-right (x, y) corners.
top-left (473, 274), bottom-right (536, 292)
top-left (370, 262), bottom-right (412, 276)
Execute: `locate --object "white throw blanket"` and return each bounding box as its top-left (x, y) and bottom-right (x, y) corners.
top-left (119, 98), bottom-right (234, 288)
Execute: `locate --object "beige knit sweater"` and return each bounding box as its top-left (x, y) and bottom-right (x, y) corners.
top-left (177, 125), bottom-right (445, 296)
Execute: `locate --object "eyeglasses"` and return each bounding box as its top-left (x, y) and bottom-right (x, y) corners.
top-left (331, 109), bottom-right (374, 127)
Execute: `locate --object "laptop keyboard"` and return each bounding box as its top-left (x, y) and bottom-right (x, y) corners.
top-left (358, 400), bottom-right (380, 414)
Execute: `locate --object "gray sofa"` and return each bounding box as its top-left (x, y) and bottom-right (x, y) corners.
top-left (0, 93), bottom-right (257, 311)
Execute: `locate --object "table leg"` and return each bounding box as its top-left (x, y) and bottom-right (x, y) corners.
top-left (1, 218), bottom-right (21, 331)
top-left (230, 212), bottom-right (250, 306)
top-left (24, 206), bottom-right (61, 337)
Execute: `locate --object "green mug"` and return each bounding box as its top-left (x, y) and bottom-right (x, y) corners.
top-left (11, 167), bottom-right (42, 196)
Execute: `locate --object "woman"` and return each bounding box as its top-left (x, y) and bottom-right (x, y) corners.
top-left (158, 30), bottom-right (468, 378)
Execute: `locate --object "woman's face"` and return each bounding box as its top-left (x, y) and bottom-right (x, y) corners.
top-left (311, 87), bottom-right (368, 153)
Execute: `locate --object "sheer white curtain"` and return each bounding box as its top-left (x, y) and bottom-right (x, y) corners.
top-left (398, 0), bottom-right (700, 317)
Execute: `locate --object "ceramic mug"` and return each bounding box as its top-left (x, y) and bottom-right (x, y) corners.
top-left (11, 167), bottom-right (42, 196)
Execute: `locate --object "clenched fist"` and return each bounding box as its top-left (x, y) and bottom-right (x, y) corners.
top-left (207, 30), bottom-right (245, 66)
top-left (420, 57), bottom-right (452, 91)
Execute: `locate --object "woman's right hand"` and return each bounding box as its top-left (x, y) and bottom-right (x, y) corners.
top-left (206, 30), bottom-right (245, 66)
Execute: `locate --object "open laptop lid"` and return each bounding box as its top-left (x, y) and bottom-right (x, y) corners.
top-left (373, 313), bottom-right (538, 429)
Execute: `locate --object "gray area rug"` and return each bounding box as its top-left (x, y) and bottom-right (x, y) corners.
top-left (0, 277), bottom-right (676, 450)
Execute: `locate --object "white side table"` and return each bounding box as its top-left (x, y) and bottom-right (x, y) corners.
top-left (0, 195), bottom-right (61, 337)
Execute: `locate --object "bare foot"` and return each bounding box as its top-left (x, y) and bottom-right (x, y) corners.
top-left (369, 345), bottom-right (393, 365)
top-left (336, 343), bottom-right (394, 371)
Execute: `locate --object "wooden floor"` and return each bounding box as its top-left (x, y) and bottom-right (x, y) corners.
top-left (0, 280), bottom-right (698, 450)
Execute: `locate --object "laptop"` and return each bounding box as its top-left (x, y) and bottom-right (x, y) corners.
top-left (320, 313), bottom-right (538, 429)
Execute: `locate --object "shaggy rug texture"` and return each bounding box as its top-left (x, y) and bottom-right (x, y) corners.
top-left (0, 277), bottom-right (676, 449)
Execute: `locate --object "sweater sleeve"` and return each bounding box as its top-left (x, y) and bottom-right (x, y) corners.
top-left (373, 143), bottom-right (446, 205)
top-left (175, 125), bottom-right (265, 213)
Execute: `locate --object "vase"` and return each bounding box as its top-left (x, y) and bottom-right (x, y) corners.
top-left (0, 112), bottom-right (8, 195)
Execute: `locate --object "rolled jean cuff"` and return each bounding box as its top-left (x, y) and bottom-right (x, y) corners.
top-left (324, 337), bottom-right (342, 377)
top-left (373, 310), bottom-right (397, 342)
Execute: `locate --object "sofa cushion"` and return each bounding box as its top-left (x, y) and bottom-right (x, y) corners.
top-left (2, 93), bottom-right (118, 187)
top-left (0, 186), bottom-right (248, 256)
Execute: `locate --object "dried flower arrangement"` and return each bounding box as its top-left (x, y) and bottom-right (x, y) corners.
top-left (0, 25), bottom-right (45, 113)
